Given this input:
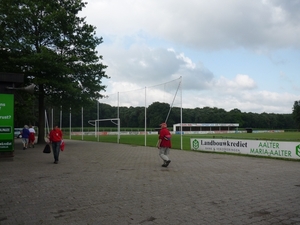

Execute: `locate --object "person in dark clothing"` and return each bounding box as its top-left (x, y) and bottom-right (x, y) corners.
top-left (21, 125), bottom-right (30, 150)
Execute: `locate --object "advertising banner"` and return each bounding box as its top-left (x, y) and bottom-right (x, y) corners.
top-left (0, 94), bottom-right (14, 151)
top-left (191, 138), bottom-right (300, 160)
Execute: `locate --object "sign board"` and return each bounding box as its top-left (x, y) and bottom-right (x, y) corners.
top-left (191, 138), bottom-right (300, 160)
top-left (0, 94), bottom-right (14, 151)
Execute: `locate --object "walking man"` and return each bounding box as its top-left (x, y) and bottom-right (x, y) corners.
top-left (157, 122), bottom-right (172, 167)
top-left (49, 125), bottom-right (63, 164)
top-left (21, 125), bottom-right (30, 150)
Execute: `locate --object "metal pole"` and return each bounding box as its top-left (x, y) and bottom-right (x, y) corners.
top-left (117, 92), bottom-right (120, 143)
top-left (69, 107), bottom-right (71, 139)
top-left (81, 107), bottom-right (83, 140)
top-left (60, 105), bottom-right (62, 129)
top-left (145, 86), bottom-right (147, 146)
top-left (51, 108), bottom-right (53, 129)
top-left (97, 101), bottom-right (100, 142)
top-left (165, 77), bottom-right (181, 123)
top-left (96, 101), bottom-right (98, 138)
top-left (180, 76), bottom-right (183, 150)
top-left (118, 118), bottom-right (120, 143)
top-left (117, 92), bottom-right (119, 119)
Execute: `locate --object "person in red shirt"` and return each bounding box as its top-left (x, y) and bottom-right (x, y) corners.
top-left (49, 125), bottom-right (63, 164)
top-left (28, 125), bottom-right (36, 148)
top-left (156, 122), bottom-right (172, 167)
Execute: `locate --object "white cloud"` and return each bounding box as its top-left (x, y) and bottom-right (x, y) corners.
top-left (181, 89), bottom-right (297, 113)
top-left (84, 0), bottom-right (300, 51)
top-left (215, 75), bottom-right (257, 92)
top-left (83, 0), bottom-right (300, 114)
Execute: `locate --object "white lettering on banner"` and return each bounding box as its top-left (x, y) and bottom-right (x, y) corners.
top-left (0, 142), bottom-right (12, 146)
top-left (191, 138), bottom-right (300, 160)
top-left (0, 142), bottom-right (12, 149)
top-left (0, 115), bottom-right (11, 119)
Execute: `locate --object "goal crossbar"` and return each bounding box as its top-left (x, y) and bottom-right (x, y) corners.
top-left (88, 118), bottom-right (120, 143)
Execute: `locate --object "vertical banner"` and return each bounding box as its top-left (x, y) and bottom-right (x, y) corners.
top-left (0, 94), bottom-right (14, 152)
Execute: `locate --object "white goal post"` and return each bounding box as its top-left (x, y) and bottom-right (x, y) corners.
top-left (88, 118), bottom-right (120, 143)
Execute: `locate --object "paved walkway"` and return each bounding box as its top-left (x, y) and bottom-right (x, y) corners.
top-left (0, 139), bottom-right (300, 225)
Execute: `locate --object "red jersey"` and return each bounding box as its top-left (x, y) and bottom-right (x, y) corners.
top-left (159, 127), bottom-right (171, 148)
top-left (49, 128), bottom-right (63, 142)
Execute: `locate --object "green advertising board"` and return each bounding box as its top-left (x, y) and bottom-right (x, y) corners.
top-left (0, 94), bottom-right (14, 152)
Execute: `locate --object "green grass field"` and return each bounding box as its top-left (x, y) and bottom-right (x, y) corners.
top-left (66, 131), bottom-right (300, 151)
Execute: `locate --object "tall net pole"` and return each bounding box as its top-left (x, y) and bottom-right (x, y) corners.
top-left (69, 107), bottom-right (71, 139)
top-left (164, 77), bottom-right (182, 123)
top-left (180, 76), bottom-right (183, 150)
top-left (60, 105), bottom-right (62, 129)
top-left (144, 86), bottom-right (147, 146)
top-left (81, 107), bottom-right (83, 140)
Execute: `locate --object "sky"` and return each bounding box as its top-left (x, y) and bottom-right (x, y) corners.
top-left (81, 0), bottom-right (300, 114)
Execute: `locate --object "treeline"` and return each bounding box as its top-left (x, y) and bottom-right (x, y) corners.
top-left (47, 102), bottom-right (296, 130)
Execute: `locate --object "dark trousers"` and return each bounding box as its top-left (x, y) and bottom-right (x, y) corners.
top-left (52, 141), bottom-right (61, 162)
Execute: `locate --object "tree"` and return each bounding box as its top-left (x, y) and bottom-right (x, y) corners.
top-left (147, 102), bottom-right (170, 127)
top-left (14, 90), bottom-right (38, 127)
top-left (228, 108), bottom-right (243, 125)
top-left (292, 101), bottom-right (300, 129)
top-left (0, 0), bottom-right (108, 142)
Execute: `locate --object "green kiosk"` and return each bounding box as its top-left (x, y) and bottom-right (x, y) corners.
top-left (0, 94), bottom-right (14, 153)
top-left (0, 72), bottom-right (24, 158)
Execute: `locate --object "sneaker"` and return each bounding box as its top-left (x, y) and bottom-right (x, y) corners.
top-left (165, 160), bottom-right (171, 167)
top-left (54, 161), bottom-right (58, 164)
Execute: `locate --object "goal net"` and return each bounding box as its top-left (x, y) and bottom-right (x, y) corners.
top-left (98, 77), bottom-right (182, 147)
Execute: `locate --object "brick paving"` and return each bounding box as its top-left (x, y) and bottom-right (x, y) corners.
top-left (0, 138), bottom-right (300, 225)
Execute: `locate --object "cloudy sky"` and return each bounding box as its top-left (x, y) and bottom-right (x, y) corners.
top-left (81, 0), bottom-right (300, 114)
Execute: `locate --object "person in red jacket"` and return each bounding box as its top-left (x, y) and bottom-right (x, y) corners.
top-left (49, 125), bottom-right (63, 164)
top-left (156, 122), bottom-right (172, 167)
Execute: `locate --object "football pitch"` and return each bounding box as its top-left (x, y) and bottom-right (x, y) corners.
top-left (67, 131), bottom-right (300, 151)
